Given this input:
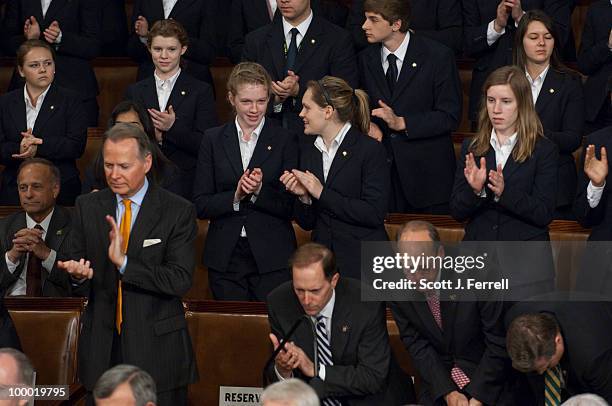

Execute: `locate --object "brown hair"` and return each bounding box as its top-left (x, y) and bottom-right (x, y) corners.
top-left (289, 243), bottom-right (337, 280)
top-left (507, 313), bottom-right (558, 372)
top-left (16, 39), bottom-right (55, 67)
top-left (470, 66), bottom-right (543, 162)
top-left (227, 62), bottom-right (273, 98)
top-left (147, 19), bottom-right (189, 48)
top-left (306, 76), bottom-right (371, 134)
top-left (363, 0), bottom-right (411, 32)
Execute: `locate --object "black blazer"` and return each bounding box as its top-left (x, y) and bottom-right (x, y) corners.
top-left (534, 68), bottom-right (584, 209)
top-left (347, 0), bottom-right (463, 53)
top-left (390, 288), bottom-right (509, 405)
top-left (242, 15), bottom-right (358, 134)
top-left (100, 0), bottom-right (128, 56)
top-left (124, 71), bottom-right (217, 196)
top-left (505, 300), bottom-right (612, 404)
top-left (1, 0), bottom-right (101, 99)
top-left (462, 0), bottom-right (571, 121)
top-left (0, 84), bottom-right (87, 205)
top-left (578, 0), bottom-right (612, 123)
top-left (0, 302), bottom-right (20, 350)
top-left (358, 35), bottom-right (461, 209)
top-left (127, 0), bottom-right (215, 85)
top-left (0, 206), bottom-right (73, 297)
top-left (450, 137), bottom-right (559, 241)
top-left (69, 185), bottom-right (198, 391)
top-left (293, 127), bottom-right (389, 279)
top-left (267, 277), bottom-right (416, 405)
top-left (193, 120), bottom-right (298, 273)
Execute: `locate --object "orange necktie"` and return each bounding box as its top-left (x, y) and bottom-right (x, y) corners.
top-left (116, 199), bottom-right (131, 334)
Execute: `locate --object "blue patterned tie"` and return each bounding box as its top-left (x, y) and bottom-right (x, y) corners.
top-left (316, 315), bottom-right (342, 406)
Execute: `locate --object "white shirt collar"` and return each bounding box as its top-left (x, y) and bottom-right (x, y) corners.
top-left (381, 31), bottom-right (411, 65)
top-left (25, 208), bottom-right (54, 236)
top-left (235, 116), bottom-right (265, 143)
top-left (490, 129), bottom-right (518, 150)
top-left (23, 84), bottom-right (51, 110)
top-left (314, 122), bottom-right (351, 154)
top-left (282, 9), bottom-right (313, 43)
top-left (525, 65), bottom-right (550, 89)
top-left (317, 288), bottom-right (336, 321)
top-left (154, 68), bottom-right (181, 90)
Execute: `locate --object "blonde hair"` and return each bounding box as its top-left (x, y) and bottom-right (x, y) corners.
top-left (470, 66), bottom-right (543, 162)
top-left (226, 62), bottom-right (272, 100)
top-left (306, 76), bottom-right (371, 134)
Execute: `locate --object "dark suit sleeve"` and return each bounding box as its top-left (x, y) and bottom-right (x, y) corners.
top-left (55, 0), bottom-right (101, 60)
top-left (497, 142), bottom-right (559, 227)
top-left (241, 30), bottom-right (257, 62)
top-left (121, 203), bottom-right (197, 297)
top-left (329, 30), bottom-right (359, 90)
top-left (450, 141), bottom-right (488, 222)
top-left (462, 0), bottom-right (494, 57)
top-left (183, 2), bottom-right (215, 66)
top-left (577, 6), bottom-right (612, 76)
top-left (574, 138), bottom-right (608, 228)
top-left (543, 0), bottom-right (571, 50)
top-left (402, 47), bottom-right (462, 140)
top-left (389, 302), bottom-right (456, 402)
top-left (0, 105), bottom-right (21, 166)
top-left (36, 97), bottom-right (88, 160)
top-left (310, 302), bottom-right (390, 398)
top-left (345, 0), bottom-right (368, 51)
top-left (228, 0), bottom-right (247, 64)
top-left (417, 0), bottom-right (462, 54)
top-left (1, 0), bottom-right (24, 55)
top-left (66, 197), bottom-right (92, 297)
top-left (317, 140), bottom-right (388, 228)
top-left (126, 0), bottom-right (151, 63)
top-left (543, 77), bottom-right (583, 154)
top-left (584, 349), bottom-right (612, 402)
top-left (193, 129), bottom-right (237, 219)
top-left (293, 200), bottom-right (318, 231)
top-left (162, 83), bottom-right (217, 158)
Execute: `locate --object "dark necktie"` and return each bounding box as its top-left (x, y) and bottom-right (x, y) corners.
top-left (25, 224), bottom-right (44, 296)
top-left (285, 28), bottom-right (299, 76)
top-left (386, 53), bottom-right (398, 94)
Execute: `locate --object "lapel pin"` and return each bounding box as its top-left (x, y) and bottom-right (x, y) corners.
top-left (311, 39), bottom-right (315, 44)
top-left (181, 90), bottom-right (186, 96)
top-left (50, 105), bottom-right (54, 110)
top-left (56, 229), bottom-right (62, 236)
top-left (342, 151), bottom-right (347, 156)
top-left (341, 324), bottom-right (349, 333)
top-left (412, 62), bottom-right (417, 68)
top-left (449, 293), bottom-right (457, 301)
top-left (549, 88), bottom-right (555, 94)
top-left (267, 145), bottom-right (272, 150)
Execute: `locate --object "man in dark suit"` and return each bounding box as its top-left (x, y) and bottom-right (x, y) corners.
top-left (358, 0), bottom-right (461, 213)
top-left (462, 0), bottom-right (571, 125)
top-left (127, 0), bottom-right (216, 85)
top-left (266, 243), bottom-right (416, 405)
top-left (390, 220), bottom-right (510, 406)
top-left (242, 0), bottom-right (358, 135)
top-left (0, 159), bottom-right (72, 298)
top-left (578, 0), bottom-right (612, 133)
top-left (347, 0), bottom-right (463, 54)
top-left (100, 0), bottom-right (128, 56)
top-left (58, 124), bottom-right (198, 405)
top-left (506, 300), bottom-right (612, 404)
top-left (1, 0), bottom-right (102, 126)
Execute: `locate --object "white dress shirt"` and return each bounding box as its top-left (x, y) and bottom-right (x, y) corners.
top-left (5, 210), bottom-right (57, 296)
top-left (526, 65), bottom-right (550, 104)
top-left (381, 31), bottom-right (411, 79)
top-left (282, 9), bottom-right (313, 51)
top-left (24, 84), bottom-right (51, 131)
top-left (490, 129), bottom-right (518, 170)
top-left (154, 68), bottom-right (181, 112)
top-left (314, 122), bottom-right (352, 182)
top-left (41, 0), bottom-right (52, 18)
top-left (163, 0), bottom-right (178, 18)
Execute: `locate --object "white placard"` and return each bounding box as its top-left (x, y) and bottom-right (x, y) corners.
top-left (219, 386), bottom-right (263, 406)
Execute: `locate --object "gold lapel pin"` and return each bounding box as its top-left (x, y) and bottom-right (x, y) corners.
top-left (181, 90), bottom-right (186, 96)
top-left (50, 105), bottom-right (54, 110)
top-left (342, 151), bottom-right (347, 156)
top-left (311, 39), bottom-right (315, 44)
top-left (267, 145), bottom-right (272, 150)
top-left (412, 62), bottom-right (417, 68)
top-left (56, 229), bottom-right (62, 236)
top-left (341, 324), bottom-right (349, 333)
top-left (549, 88), bottom-right (555, 94)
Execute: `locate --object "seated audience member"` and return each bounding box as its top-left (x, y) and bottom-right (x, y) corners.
top-left (125, 19), bottom-right (217, 200)
top-left (348, 0), bottom-right (463, 53)
top-left (1, 0), bottom-right (101, 126)
top-left (390, 220), bottom-right (511, 406)
top-left (127, 0), bottom-right (215, 85)
top-left (462, 0), bottom-right (571, 127)
top-left (0, 159), bottom-right (72, 297)
top-left (94, 364), bottom-right (157, 406)
top-left (193, 62), bottom-right (298, 301)
top-left (506, 301), bottom-right (612, 404)
top-left (359, 0), bottom-right (461, 214)
top-left (578, 0), bottom-right (612, 133)
top-left (262, 379), bottom-right (320, 406)
top-left (82, 100), bottom-right (182, 197)
top-left (0, 348), bottom-right (34, 404)
top-left (513, 10), bottom-right (584, 219)
top-left (280, 76), bottom-right (388, 279)
top-left (0, 40), bottom-right (87, 206)
top-left (266, 243), bottom-right (416, 405)
top-left (242, 0), bottom-right (357, 135)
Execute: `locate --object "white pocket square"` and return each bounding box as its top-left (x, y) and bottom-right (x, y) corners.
top-left (143, 239), bottom-right (162, 247)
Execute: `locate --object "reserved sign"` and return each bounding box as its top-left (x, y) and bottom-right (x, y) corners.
top-left (219, 386), bottom-right (263, 406)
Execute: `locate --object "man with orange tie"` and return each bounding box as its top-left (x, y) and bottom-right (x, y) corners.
top-left (58, 123), bottom-right (198, 405)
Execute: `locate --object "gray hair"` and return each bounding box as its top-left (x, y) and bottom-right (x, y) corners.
top-left (0, 348), bottom-right (35, 386)
top-left (104, 123), bottom-right (153, 160)
top-left (262, 379), bottom-right (320, 406)
top-left (561, 394), bottom-right (609, 406)
top-left (93, 364), bottom-right (156, 406)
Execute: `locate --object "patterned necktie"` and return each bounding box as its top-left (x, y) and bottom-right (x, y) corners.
top-left (116, 199), bottom-right (131, 334)
top-left (285, 28), bottom-right (299, 76)
top-left (426, 292), bottom-right (471, 389)
top-left (25, 224), bottom-right (44, 296)
top-left (386, 53), bottom-right (398, 94)
top-left (544, 365), bottom-right (562, 406)
top-left (316, 315), bottom-right (341, 406)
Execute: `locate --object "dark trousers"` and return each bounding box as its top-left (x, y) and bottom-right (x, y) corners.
top-left (209, 237), bottom-right (290, 301)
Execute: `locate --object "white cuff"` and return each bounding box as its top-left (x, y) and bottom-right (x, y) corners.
top-left (139, 36), bottom-right (147, 45)
top-left (274, 365), bottom-right (293, 381)
top-left (41, 249), bottom-right (56, 272)
top-left (273, 103), bottom-right (283, 113)
top-left (486, 20), bottom-right (505, 46)
top-left (55, 30), bottom-right (62, 44)
top-left (4, 252), bottom-right (19, 273)
top-left (587, 180), bottom-right (606, 208)
top-left (299, 195), bottom-right (312, 205)
top-left (233, 200), bottom-right (240, 211)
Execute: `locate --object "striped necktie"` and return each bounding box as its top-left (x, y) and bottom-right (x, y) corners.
top-left (116, 199), bottom-right (131, 334)
top-left (316, 315), bottom-right (341, 406)
top-left (544, 365), bottom-right (562, 406)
